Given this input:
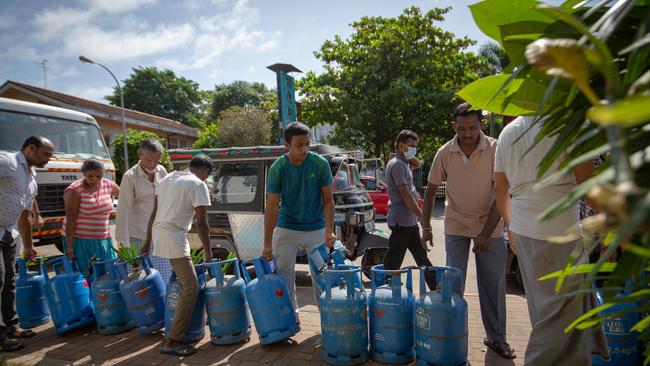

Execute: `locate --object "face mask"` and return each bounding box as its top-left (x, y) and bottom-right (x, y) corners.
top-left (404, 146), bottom-right (417, 160)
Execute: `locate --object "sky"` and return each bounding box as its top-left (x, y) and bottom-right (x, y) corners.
top-left (0, 0), bottom-right (495, 103)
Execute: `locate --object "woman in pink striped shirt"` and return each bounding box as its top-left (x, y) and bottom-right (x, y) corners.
top-left (63, 158), bottom-right (119, 276)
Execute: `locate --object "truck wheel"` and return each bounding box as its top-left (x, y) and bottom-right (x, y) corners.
top-left (361, 248), bottom-right (386, 279)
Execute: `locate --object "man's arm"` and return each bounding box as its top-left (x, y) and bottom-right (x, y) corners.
top-left (263, 192), bottom-right (280, 260)
top-left (31, 199), bottom-right (44, 230)
top-left (193, 205), bottom-right (212, 262)
top-left (63, 190), bottom-right (80, 258)
top-left (420, 183), bottom-right (438, 248)
top-left (18, 209), bottom-right (36, 258)
top-left (473, 199), bottom-right (502, 253)
top-left (321, 185), bottom-right (336, 247)
top-left (115, 175), bottom-right (135, 245)
top-left (143, 196), bottom-right (158, 254)
top-left (494, 172), bottom-right (514, 252)
top-left (397, 184), bottom-right (422, 218)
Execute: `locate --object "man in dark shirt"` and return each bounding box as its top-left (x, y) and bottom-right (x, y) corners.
top-left (382, 130), bottom-right (435, 289)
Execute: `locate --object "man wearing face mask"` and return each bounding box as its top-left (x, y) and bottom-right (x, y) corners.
top-left (421, 103), bottom-right (514, 359)
top-left (382, 130), bottom-right (435, 290)
top-left (116, 138), bottom-right (170, 282)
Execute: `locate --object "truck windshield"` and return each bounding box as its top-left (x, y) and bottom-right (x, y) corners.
top-left (0, 110), bottom-right (109, 159)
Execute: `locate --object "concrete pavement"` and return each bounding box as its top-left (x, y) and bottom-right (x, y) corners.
top-left (5, 208), bottom-right (531, 366)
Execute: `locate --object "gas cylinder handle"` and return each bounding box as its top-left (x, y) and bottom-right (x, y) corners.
top-left (17, 257), bottom-right (28, 278)
top-left (114, 259), bottom-right (129, 282)
top-left (441, 267), bottom-right (462, 303)
top-left (92, 259), bottom-right (107, 282)
top-left (326, 266), bottom-right (362, 299)
top-left (241, 256), bottom-right (272, 284)
top-left (406, 267), bottom-right (413, 293)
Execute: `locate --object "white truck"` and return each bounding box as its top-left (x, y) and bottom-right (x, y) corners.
top-left (0, 97), bottom-right (115, 253)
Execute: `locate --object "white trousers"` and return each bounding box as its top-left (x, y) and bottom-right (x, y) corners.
top-left (272, 227), bottom-right (324, 313)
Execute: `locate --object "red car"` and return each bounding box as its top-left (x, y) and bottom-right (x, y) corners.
top-left (360, 176), bottom-right (423, 217)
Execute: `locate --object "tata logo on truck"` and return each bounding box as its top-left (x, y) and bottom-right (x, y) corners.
top-left (61, 175), bottom-right (78, 181)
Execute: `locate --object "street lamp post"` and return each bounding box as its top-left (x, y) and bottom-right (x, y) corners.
top-left (79, 55), bottom-right (129, 170)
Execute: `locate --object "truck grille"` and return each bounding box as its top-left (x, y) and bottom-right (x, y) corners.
top-left (36, 184), bottom-right (68, 216)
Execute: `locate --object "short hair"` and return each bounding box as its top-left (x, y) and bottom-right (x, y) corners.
top-left (453, 102), bottom-right (483, 122)
top-left (395, 130), bottom-right (418, 148)
top-left (139, 137), bottom-right (164, 153)
top-left (21, 136), bottom-right (45, 151)
top-left (188, 154), bottom-right (213, 174)
top-left (81, 158), bottom-right (104, 173)
top-left (284, 122), bottom-right (311, 144)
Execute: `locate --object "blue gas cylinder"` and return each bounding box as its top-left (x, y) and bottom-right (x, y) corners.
top-left (164, 264), bottom-right (207, 342)
top-left (320, 265), bottom-right (368, 365)
top-left (369, 265), bottom-right (415, 364)
top-left (16, 257), bottom-right (50, 329)
top-left (204, 257), bottom-right (251, 345)
top-left (241, 256), bottom-right (299, 345)
top-left (91, 259), bottom-right (135, 335)
top-left (115, 255), bottom-right (166, 334)
top-left (43, 257), bottom-right (95, 334)
top-left (415, 266), bottom-right (467, 366)
top-left (592, 289), bottom-right (641, 365)
top-left (308, 241), bottom-right (356, 293)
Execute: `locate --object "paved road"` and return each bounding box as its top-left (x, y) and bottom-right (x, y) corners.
top-left (20, 204), bottom-right (530, 366)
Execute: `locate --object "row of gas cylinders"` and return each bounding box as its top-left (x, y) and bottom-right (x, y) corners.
top-left (16, 254), bottom-right (290, 345)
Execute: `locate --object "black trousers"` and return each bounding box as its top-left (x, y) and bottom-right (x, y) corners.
top-left (0, 234), bottom-right (18, 342)
top-left (382, 224), bottom-right (436, 291)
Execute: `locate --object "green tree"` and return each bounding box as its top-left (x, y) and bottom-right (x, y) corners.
top-left (478, 41), bottom-right (510, 76)
top-left (218, 106), bottom-right (272, 147)
top-left (194, 106), bottom-right (272, 148)
top-left (297, 7), bottom-right (486, 162)
top-left (209, 81), bottom-right (275, 122)
top-left (459, 0), bottom-right (650, 361)
top-left (193, 123), bottom-right (221, 149)
top-left (111, 129), bottom-right (172, 179)
top-left (107, 67), bottom-right (205, 127)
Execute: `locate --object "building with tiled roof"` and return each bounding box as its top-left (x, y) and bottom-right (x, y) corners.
top-left (0, 80), bottom-right (198, 149)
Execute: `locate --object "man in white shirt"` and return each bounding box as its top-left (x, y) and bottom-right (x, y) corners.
top-left (116, 138), bottom-right (171, 282)
top-left (144, 154), bottom-right (213, 357)
top-left (494, 116), bottom-right (593, 365)
top-left (0, 136), bottom-right (54, 351)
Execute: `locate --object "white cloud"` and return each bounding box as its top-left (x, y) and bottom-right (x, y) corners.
top-left (28, 0), bottom-right (280, 72)
top-left (85, 0), bottom-right (158, 14)
top-left (159, 0), bottom-right (280, 70)
top-left (0, 45), bottom-right (40, 61)
top-left (66, 23), bottom-right (194, 62)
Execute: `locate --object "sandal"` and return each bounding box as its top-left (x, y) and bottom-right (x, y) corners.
top-left (7, 329), bottom-right (35, 339)
top-left (484, 338), bottom-right (516, 359)
top-left (160, 343), bottom-right (196, 357)
top-left (1, 339), bottom-right (24, 352)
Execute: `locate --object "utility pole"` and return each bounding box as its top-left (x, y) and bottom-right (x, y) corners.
top-left (34, 59), bottom-right (50, 88)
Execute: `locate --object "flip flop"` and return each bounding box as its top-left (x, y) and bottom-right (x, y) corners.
top-left (484, 338), bottom-right (516, 359)
top-left (160, 343), bottom-right (196, 357)
top-left (7, 329), bottom-right (35, 339)
top-left (1, 339), bottom-right (24, 352)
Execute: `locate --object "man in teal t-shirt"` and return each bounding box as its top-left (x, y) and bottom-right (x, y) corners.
top-left (263, 122), bottom-right (335, 323)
